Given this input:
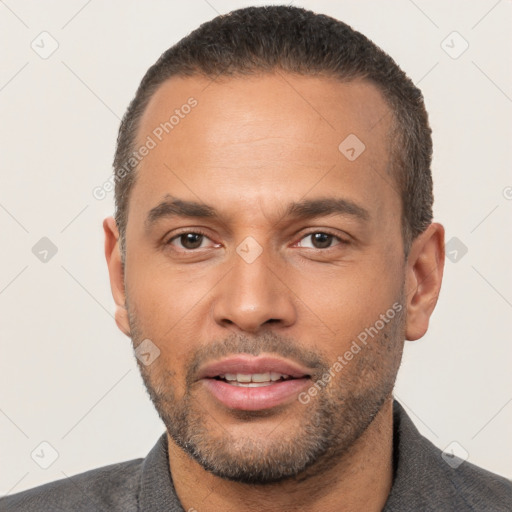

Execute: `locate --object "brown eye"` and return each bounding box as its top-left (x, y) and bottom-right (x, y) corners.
top-left (310, 233), bottom-right (333, 249)
top-left (180, 233), bottom-right (204, 249)
top-left (298, 232), bottom-right (342, 249)
top-left (168, 232), bottom-right (208, 250)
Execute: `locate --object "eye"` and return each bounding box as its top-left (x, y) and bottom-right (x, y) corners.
top-left (296, 232), bottom-right (346, 249)
top-left (167, 231), bottom-right (217, 250)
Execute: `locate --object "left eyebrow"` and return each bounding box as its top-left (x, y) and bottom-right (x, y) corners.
top-left (283, 197), bottom-right (370, 223)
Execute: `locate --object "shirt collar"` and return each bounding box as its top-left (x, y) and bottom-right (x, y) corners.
top-left (139, 431), bottom-right (183, 511)
top-left (137, 400), bottom-right (449, 510)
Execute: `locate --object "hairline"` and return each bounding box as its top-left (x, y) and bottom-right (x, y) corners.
top-left (117, 70), bottom-right (411, 261)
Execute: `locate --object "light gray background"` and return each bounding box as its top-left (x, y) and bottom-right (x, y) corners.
top-left (1, 0), bottom-right (511, 495)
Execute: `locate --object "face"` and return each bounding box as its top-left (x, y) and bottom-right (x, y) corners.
top-left (108, 73), bottom-right (414, 484)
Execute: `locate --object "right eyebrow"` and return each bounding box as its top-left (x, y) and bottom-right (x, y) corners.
top-left (145, 195), bottom-right (217, 232)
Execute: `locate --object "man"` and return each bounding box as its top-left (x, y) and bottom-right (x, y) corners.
top-left (2, 5), bottom-right (510, 511)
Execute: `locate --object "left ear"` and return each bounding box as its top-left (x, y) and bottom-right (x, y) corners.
top-left (404, 222), bottom-right (445, 341)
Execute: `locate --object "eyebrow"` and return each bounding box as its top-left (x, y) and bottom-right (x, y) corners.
top-left (145, 195), bottom-right (217, 231)
top-left (144, 194), bottom-right (370, 231)
top-left (284, 197), bottom-right (370, 223)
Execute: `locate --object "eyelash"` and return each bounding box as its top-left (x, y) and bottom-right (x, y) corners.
top-left (296, 230), bottom-right (349, 249)
top-left (165, 229), bottom-right (216, 250)
top-left (165, 229), bottom-right (349, 251)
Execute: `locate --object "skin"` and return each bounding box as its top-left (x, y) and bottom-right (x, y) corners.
top-left (104, 73), bottom-right (444, 511)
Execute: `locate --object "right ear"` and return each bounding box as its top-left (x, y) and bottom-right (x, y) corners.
top-left (103, 216), bottom-right (131, 337)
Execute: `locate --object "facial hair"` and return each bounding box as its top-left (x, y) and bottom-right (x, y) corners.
top-left (127, 292), bottom-right (406, 485)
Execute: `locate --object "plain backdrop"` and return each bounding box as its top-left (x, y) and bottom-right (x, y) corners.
top-left (1, 0), bottom-right (511, 495)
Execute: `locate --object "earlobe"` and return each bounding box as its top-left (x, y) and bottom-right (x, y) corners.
top-left (103, 216), bottom-right (131, 337)
top-left (404, 223), bottom-right (445, 341)
top-left (114, 304), bottom-right (131, 337)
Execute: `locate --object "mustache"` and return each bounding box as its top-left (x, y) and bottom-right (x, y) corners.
top-left (186, 331), bottom-right (329, 385)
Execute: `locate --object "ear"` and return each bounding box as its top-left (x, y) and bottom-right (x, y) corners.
top-left (404, 222), bottom-right (445, 341)
top-left (103, 216), bottom-right (131, 337)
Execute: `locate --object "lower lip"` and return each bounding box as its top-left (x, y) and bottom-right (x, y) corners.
top-left (202, 378), bottom-right (310, 411)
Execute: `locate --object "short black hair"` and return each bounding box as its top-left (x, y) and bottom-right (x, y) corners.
top-left (113, 5), bottom-right (433, 258)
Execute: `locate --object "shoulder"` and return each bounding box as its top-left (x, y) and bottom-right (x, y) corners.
top-left (440, 454), bottom-right (512, 511)
top-left (0, 457), bottom-right (143, 512)
top-left (385, 401), bottom-right (512, 511)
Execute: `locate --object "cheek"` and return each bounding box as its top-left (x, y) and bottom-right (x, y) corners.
top-left (127, 258), bottom-right (208, 321)
top-left (125, 262), bottom-right (220, 365)
top-left (291, 255), bottom-right (402, 344)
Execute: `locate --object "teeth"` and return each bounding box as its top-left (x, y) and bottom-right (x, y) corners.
top-left (228, 381), bottom-right (273, 387)
top-left (251, 373), bottom-right (271, 383)
top-left (218, 372), bottom-right (291, 385)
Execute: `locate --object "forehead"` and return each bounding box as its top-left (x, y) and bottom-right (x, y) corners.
top-left (129, 72), bottom-right (398, 226)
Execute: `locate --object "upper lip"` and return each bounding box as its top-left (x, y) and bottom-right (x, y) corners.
top-left (197, 355), bottom-right (312, 380)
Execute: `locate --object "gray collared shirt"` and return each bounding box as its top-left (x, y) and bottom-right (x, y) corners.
top-left (1, 401), bottom-right (511, 511)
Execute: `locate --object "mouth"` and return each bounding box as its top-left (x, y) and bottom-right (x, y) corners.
top-left (198, 355), bottom-right (312, 411)
top-left (211, 372), bottom-right (298, 387)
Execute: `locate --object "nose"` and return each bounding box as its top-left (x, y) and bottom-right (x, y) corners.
top-left (212, 249), bottom-right (297, 333)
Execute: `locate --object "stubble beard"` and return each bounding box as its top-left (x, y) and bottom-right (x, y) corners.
top-left (127, 294), bottom-right (406, 485)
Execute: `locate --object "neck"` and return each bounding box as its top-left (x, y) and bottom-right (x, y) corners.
top-left (167, 398), bottom-right (395, 512)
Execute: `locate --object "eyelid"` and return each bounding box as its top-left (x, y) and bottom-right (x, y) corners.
top-left (165, 228), bottom-right (218, 248)
top-left (163, 228), bottom-right (350, 252)
top-left (293, 229), bottom-right (350, 247)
